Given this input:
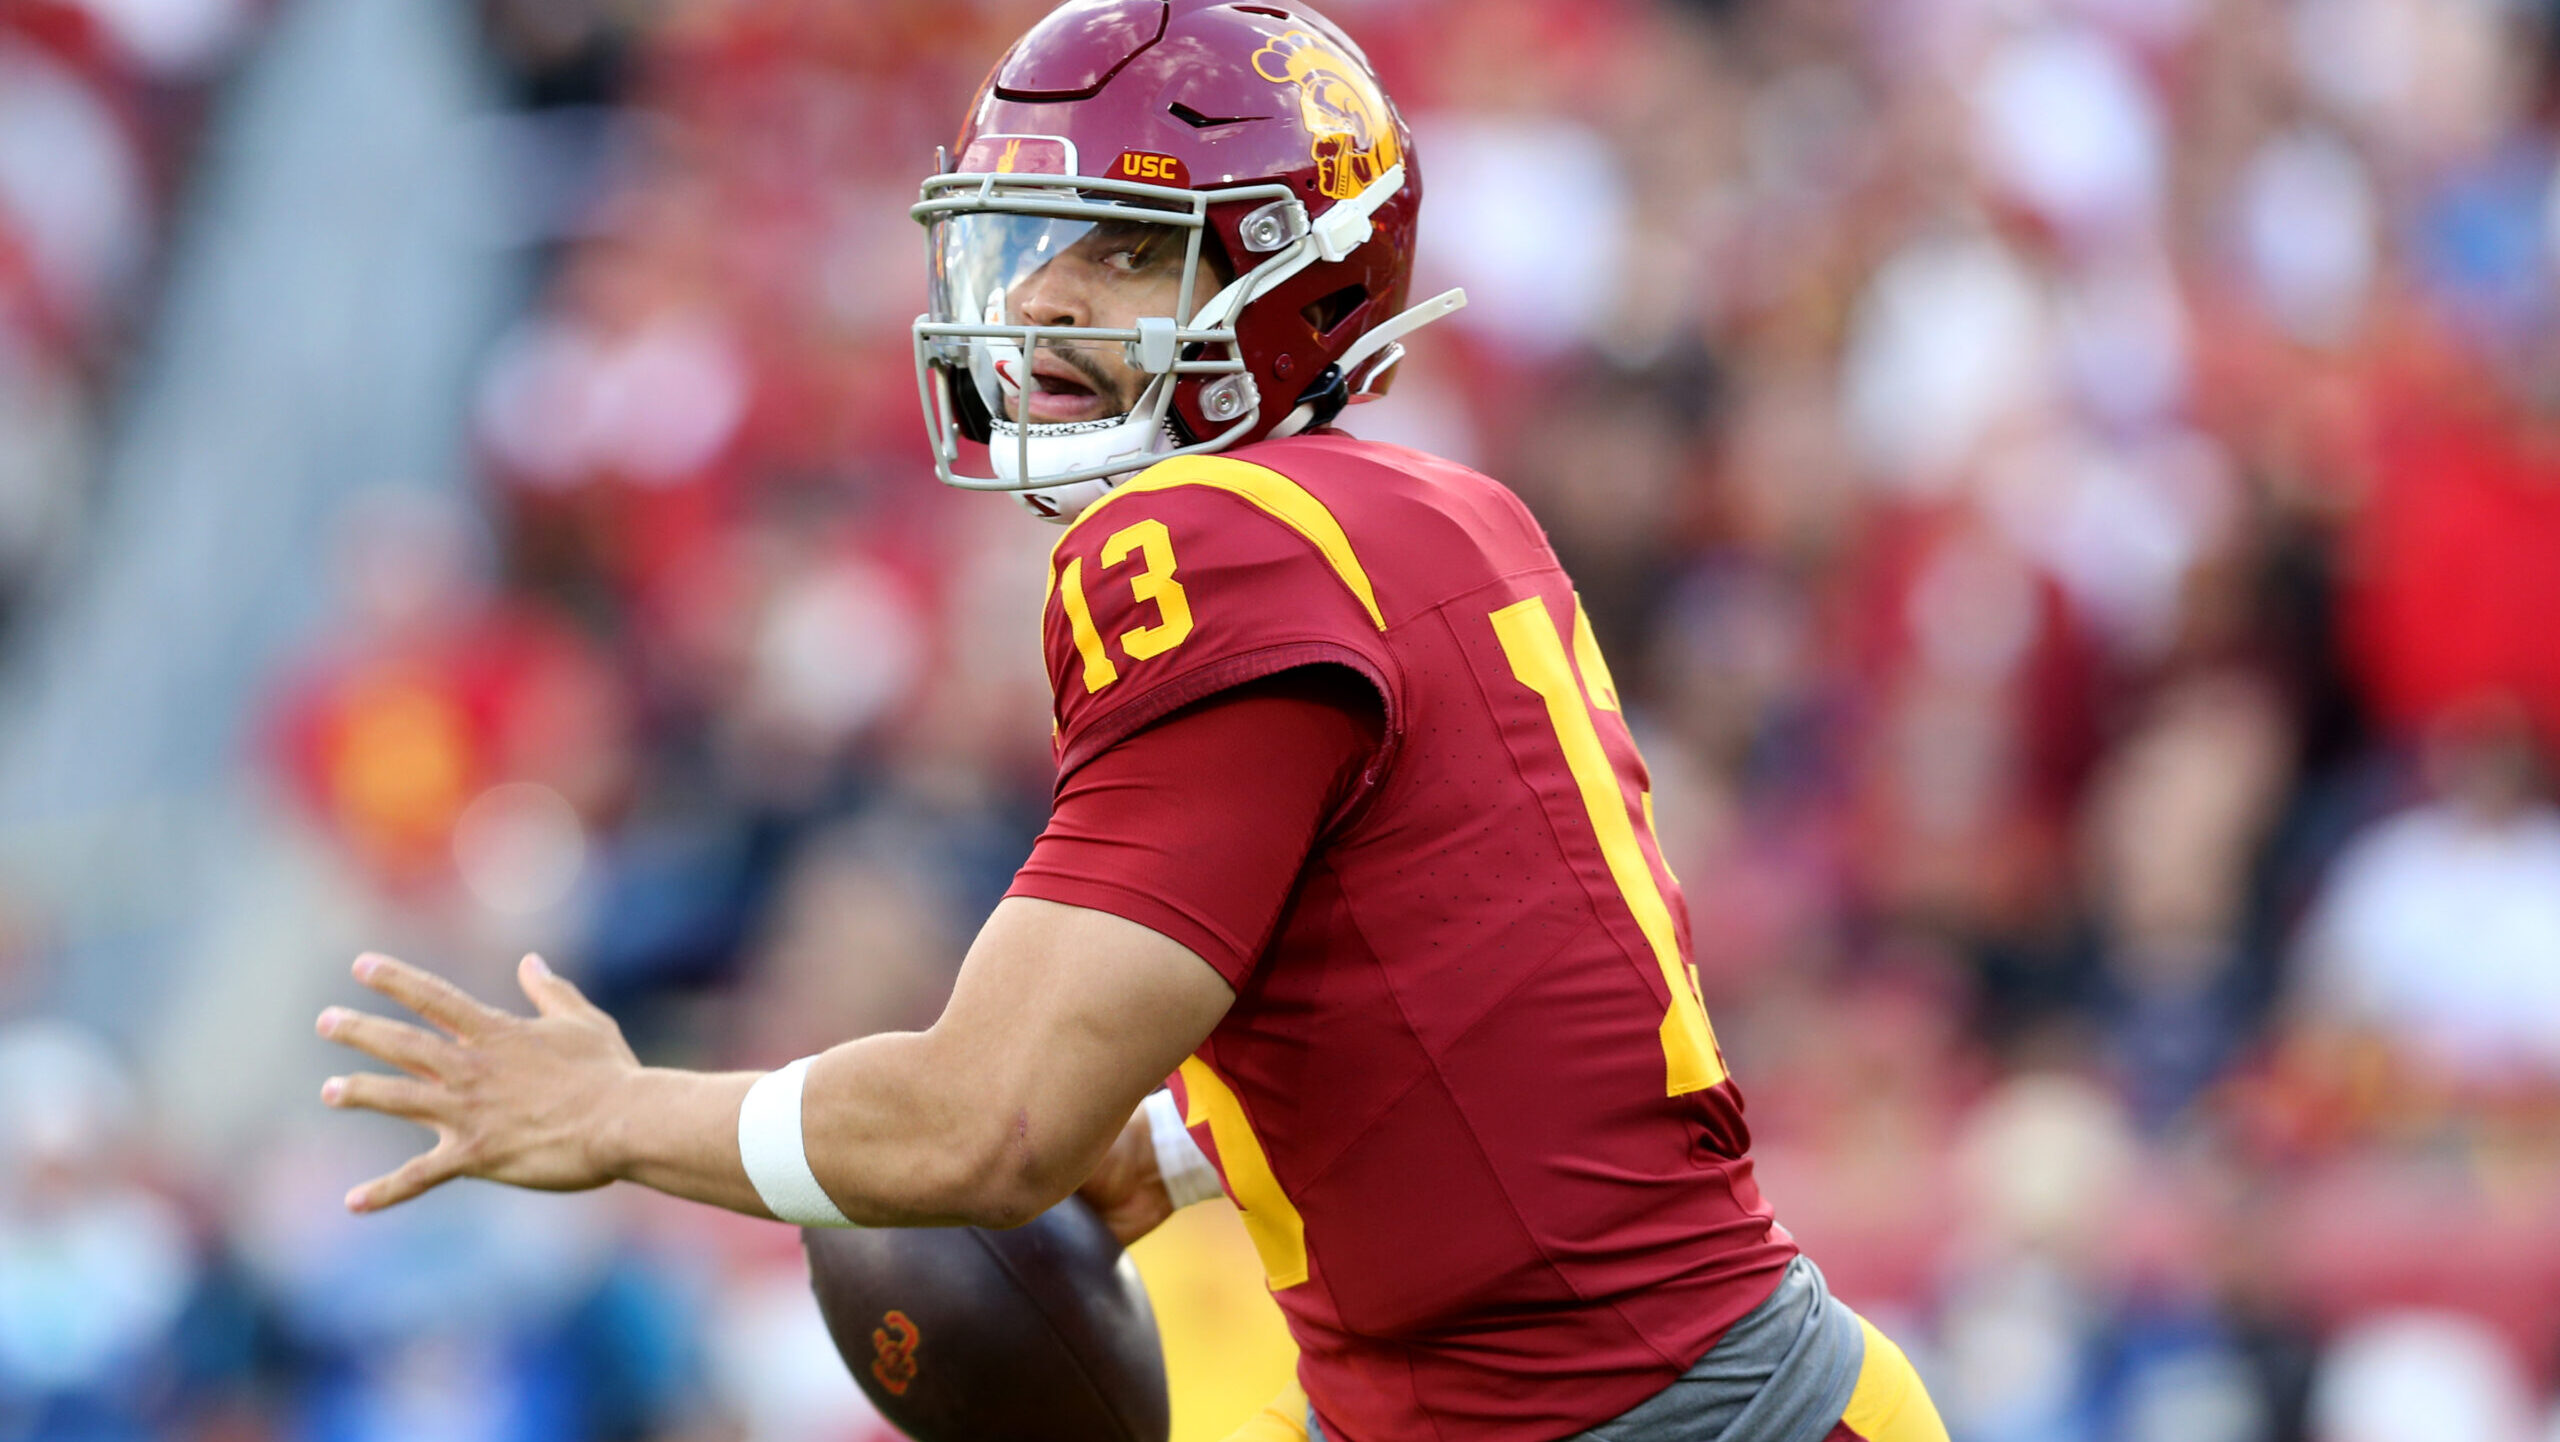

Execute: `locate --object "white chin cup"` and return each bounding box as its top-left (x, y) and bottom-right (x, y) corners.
top-left (1013, 478), bottom-right (1118, 524)
top-left (988, 411), bottom-right (1173, 525)
top-left (971, 337), bottom-right (1025, 415)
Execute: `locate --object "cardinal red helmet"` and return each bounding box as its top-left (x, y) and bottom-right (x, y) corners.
top-left (911, 0), bottom-right (1463, 521)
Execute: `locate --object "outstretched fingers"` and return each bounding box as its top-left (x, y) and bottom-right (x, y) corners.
top-left (352, 952), bottom-right (507, 1039)
top-left (326, 951), bottom-right (634, 1213)
top-left (343, 1138), bottom-right (471, 1214)
top-left (517, 953), bottom-right (611, 1027)
top-left (319, 1069), bottom-right (449, 1124)
top-left (317, 1007), bottom-right (453, 1079)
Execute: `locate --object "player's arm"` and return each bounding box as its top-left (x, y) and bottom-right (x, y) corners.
top-left (319, 667), bottom-right (1378, 1227)
top-left (318, 899), bottom-right (1232, 1227)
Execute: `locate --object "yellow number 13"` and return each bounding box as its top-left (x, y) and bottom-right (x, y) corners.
top-left (1491, 594), bottom-right (1726, 1096)
top-left (1057, 518), bottom-right (1196, 693)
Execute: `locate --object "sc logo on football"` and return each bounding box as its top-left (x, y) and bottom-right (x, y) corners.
top-left (870, 1309), bottom-right (921, 1395)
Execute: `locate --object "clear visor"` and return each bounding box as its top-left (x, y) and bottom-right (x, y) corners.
top-left (925, 208), bottom-right (1211, 330)
top-left (923, 205), bottom-right (1229, 430)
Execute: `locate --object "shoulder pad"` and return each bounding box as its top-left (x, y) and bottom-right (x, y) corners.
top-left (1040, 455), bottom-right (1397, 774)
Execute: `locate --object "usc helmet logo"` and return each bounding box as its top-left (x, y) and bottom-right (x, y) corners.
top-left (1251, 30), bottom-right (1400, 200)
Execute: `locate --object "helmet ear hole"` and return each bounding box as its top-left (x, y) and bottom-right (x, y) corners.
top-left (1302, 284), bottom-right (1369, 339)
top-left (948, 365), bottom-right (995, 444)
top-left (1199, 233), bottom-right (1238, 291)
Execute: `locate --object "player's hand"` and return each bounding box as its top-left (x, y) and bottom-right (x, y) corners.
top-left (1076, 1108), bottom-right (1176, 1247)
top-left (318, 951), bottom-right (639, 1214)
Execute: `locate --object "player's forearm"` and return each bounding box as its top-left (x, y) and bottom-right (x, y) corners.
top-left (600, 1033), bottom-right (1096, 1228)
top-left (601, 898), bottom-right (1227, 1229)
top-left (593, 1066), bottom-right (766, 1215)
top-left (795, 1028), bottom-right (1119, 1227)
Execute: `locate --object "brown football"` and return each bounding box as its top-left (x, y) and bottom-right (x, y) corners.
top-left (803, 1198), bottom-right (1170, 1442)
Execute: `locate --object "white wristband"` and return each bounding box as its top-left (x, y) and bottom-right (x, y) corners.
top-left (1144, 1088), bottom-right (1225, 1209)
top-left (738, 1056), bottom-right (855, 1227)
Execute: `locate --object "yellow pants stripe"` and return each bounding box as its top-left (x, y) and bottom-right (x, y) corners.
top-left (1838, 1314), bottom-right (1949, 1442)
top-left (1220, 1380), bottom-right (1311, 1442)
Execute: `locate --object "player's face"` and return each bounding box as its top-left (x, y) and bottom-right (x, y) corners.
top-left (1005, 221), bottom-right (1218, 425)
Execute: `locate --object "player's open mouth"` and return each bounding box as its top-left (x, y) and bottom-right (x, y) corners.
top-left (1022, 360), bottom-right (1117, 424)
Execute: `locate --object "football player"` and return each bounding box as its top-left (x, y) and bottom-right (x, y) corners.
top-left (317, 4), bottom-right (1949, 1440)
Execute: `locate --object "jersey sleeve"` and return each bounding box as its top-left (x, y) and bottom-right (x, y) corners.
top-left (1008, 667), bottom-right (1385, 985)
top-left (1038, 457), bottom-right (1402, 778)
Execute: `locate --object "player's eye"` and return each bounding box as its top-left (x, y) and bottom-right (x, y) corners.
top-left (1094, 228), bottom-right (1170, 273)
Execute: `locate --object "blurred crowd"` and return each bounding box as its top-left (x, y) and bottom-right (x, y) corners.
top-left (9, 0), bottom-right (2560, 1439)
top-left (0, 0), bottom-right (261, 641)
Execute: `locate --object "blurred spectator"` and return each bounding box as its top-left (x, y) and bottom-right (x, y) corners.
top-left (233, 1119), bottom-right (708, 1442)
top-left (476, 0), bottom-right (635, 108)
top-left (2082, 672), bottom-right (2295, 1123)
top-left (0, 1021), bottom-right (199, 1441)
top-left (2307, 1310), bottom-right (2547, 1442)
top-left (729, 812), bottom-right (967, 1066)
top-left (267, 490), bottom-right (633, 902)
top-left (2231, 128), bottom-right (2377, 349)
top-left (1411, 111), bottom-right (1632, 359)
top-left (64, 0), bottom-right (256, 82)
top-left (0, 29), bottom-right (150, 343)
top-left (472, 208), bottom-right (755, 619)
top-left (0, 320), bottom-right (91, 629)
top-left (2345, 364), bottom-right (2560, 747)
top-left (2294, 700), bottom-right (2560, 1083)
top-left (1841, 228), bottom-right (2050, 499)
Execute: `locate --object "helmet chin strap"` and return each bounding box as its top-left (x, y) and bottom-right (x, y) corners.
top-left (1338, 288), bottom-right (1466, 384)
top-left (1269, 287), bottom-right (1470, 440)
top-left (1010, 475), bottom-right (1120, 525)
top-left (991, 392), bottom-right (1182, 525)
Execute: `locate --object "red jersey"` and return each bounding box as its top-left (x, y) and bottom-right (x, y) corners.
top-left (1029, 435), bottom-right (1796, 1442)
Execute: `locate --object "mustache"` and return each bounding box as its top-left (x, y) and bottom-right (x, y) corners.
top-left (1040, 344), bottom-right (1119, 396)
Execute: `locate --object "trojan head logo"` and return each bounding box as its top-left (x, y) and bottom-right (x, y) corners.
top-left (1251, 30), bottom-right (1400, 201)
top-left (870, 1310), bottom-right (920, 1396)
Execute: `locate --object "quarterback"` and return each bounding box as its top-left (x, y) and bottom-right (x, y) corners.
top-left (317, 3), bottom-right (1948, 1440)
